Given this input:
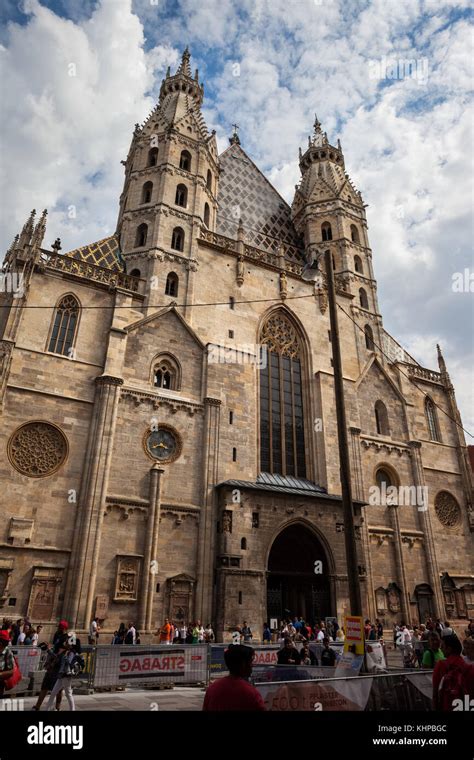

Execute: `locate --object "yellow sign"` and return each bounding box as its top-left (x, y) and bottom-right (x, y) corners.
top-left (344, 615), bottom-right (364, 656)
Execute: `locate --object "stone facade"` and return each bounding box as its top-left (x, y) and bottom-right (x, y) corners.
top-left (1, 50), bottom-right (473, 640)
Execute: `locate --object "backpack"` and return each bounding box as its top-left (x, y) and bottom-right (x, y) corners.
top-left (4, 655), bottom-right (21, 691)
top-left (438, 663), bottom-right (467, 711)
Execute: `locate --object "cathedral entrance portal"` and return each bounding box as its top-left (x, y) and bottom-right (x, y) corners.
top-left (266, 523), bottom-right (331, 625)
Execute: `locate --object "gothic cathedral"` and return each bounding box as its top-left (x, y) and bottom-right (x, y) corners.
top-left (1, 50), bottom-right (473, 639)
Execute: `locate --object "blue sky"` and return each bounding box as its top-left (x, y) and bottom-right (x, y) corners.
top-left (1, 0), bottom-right (473, 435)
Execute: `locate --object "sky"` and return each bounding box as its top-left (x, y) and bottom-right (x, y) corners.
top-left (0, 0), bottom-right (473, 436)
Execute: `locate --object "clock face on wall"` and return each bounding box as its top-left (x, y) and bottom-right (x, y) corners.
top-left (143, 425), bottom-right (182, 463)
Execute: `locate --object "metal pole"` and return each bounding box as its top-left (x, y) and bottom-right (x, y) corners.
top-left (324, 249), bottom-right (363, 616)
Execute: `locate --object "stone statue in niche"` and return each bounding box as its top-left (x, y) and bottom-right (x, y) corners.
top-left (222, 510), bottom-right (232, 533)
top-left (115, 557), bottom-right (139, 601)
top-left (387, 586), bottom-right (400, 613)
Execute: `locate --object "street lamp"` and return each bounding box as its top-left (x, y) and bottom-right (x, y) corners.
top-left (302, 249), bottom-right (363, 617)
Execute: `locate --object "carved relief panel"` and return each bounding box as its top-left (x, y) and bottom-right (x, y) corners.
top-left (27, 567), bottom-right (63, 621)
top-left (114, 556), bottom-right (141, 602)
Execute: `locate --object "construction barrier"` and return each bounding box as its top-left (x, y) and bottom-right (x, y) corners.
top-left (91, 644), bottom-right (209, 688)
top-left (255, 670), bottom-right (433, 711)
top-left (10, 645), bottom-right (44, 675)
top-left (210, 644), bottom-right (280, 677)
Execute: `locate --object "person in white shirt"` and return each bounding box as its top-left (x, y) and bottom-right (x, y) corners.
top-left (17, 629), bottom-right (26, 644)
top-left (180, 624), bottom-right (187, 644)
top-left (316, 629), bottom-right (325, 642)
top-left (88, 617), bottom-right (100, 645)
top-left (30, 625), bottom-right (42, 646)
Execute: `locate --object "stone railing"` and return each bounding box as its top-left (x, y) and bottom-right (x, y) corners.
top-left (41, 251), bottom-right (142, 293)
top-left (199, 229), bottom-right (305, 276)
top-left (407, 364), bottom-right (442, 384)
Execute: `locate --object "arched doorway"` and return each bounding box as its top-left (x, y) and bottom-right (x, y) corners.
top-left (266, 523), bottom-right (332, 624)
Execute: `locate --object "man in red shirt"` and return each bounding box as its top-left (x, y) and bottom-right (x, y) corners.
top-left (203, 644), bottom-right (265, 711)
top-left (432, 634), bottom-right (474, 711)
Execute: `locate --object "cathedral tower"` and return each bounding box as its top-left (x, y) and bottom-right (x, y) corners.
top-left (291, 117), bottom-right (383, 366)
top-left (116, 48), bottom-right (219, 313)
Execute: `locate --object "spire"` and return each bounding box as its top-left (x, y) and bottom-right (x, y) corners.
top-left (31, 209), bottom-right (47, 250)
top-left (177, 47), bottom-right (192, 77)
top-left (229, 123), bottom-right (241, 145)
top-left (18, 209), bottom-right (36, 249)
top-left (313, 113), bottom-right (322, 134)
top-left (437, 344), bottom-right (449, 379)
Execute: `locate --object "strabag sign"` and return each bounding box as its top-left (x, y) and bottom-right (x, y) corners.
top-left (93, 645), bottom-right (207, 687)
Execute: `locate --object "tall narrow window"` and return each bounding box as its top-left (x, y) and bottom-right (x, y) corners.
top-left (374, 400), bottom-right (390, 436)
top-left (206, 169), bottom-right (212, 191)
top-left (364, 324), bottom-right (374, 350)
top-left (153, 360), bottom-right (175, 389)
top-left (359, 288), bottom-right (369, 309)
top-left (204, 202), bottom-right (210, 228)
top-left (179, 150), bottom-right (191, 171)
top-left (321, 222), bottom-right (332, 241)
top-left (148, 148), bottom-right (158, 167)
top-left (354, 255), bottom-right (363, 274)
top-left (135, 223), bottom-right (148, 248)
top-left (351, 224), bottom-right (360, 244)
top-left (141, 181), bottom-right (153, 204)
top-left (171, 227), bottom-right (184, 252)
top-left (259, 311), bottom-right (306, 477)
top-left (175, 184), bottom-right (187, 207)
top-left (165, 272), bottom-right (179, 297)
top-left (48, 294), bottom-right (80, 356)
top-left (425, 397), bottom-right (441, 442)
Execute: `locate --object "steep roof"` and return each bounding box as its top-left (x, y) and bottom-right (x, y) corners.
top-left (64, 233), bottom-right (124, 271)
top-left (216, 141), bottom-right (304, 259)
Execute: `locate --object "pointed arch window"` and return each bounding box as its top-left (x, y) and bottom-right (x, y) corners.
top-left (135, 223), bottom-right (148, 248)
top-left (359, 288), bottom-right (369, 309)
top-left (375, 400), bottom-right (390, 436)
top-left (351, 224), bottom-right (360, 244)
top-left (425, 397), bottom-right (441, 442)
top-left (141, 181), bottom-right (153, 204)
top-left (48, 294), bottom-right (80, 356)
top-left (148, 148), bottom-right (158, 167)
top-left (153, 359), bottom-right (177, 390)
top-left (321, 222), bottom-right (332, 241)
top-left (206, 169), bottom-right (212, 191)
top-left (175, 184), bottom-right (187, 207)
top-left (259, 311), bottom-right (306, 477)
top-left (165, 272), bottom-right (179, 297)
top-left (354, 255), bottom-right (363, 274)
top-left (171, 227), bottom-right (184, 252)
top-left (204, 202), bottom-right (210, 228)
top-left (364, 324), bottom-right (374, 350)
top-left (179, 150), bottom-right (191, 171)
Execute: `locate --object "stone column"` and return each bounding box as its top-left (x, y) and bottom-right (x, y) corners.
top-left (388, 503), bottom-right (411, 623)
top-left (195, 397), bottom-right (221, 623)
top-left (349, 427), bottom-right (375, 621)
top-left (67, 375), bottom-right (123, 628)
top-left (145, 465), bottom-right (165, 631)
top-left (409, 440), bottom-right (444, 617)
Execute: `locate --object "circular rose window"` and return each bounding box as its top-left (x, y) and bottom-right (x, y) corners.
top-left (8, 421), bottom-right (68, 478)
top-left (434, 490), bottom-right (461, 528)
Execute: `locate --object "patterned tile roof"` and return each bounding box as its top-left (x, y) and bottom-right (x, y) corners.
top-left (216, 142), bottom-right (304, 260)
top-left (64, 233), bottom-right (124, 271)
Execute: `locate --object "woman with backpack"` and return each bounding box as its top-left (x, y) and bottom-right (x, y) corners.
top-left (0, 631), bottom-right (15, 698)
top-left (45, 633), bottom-right (81, 712)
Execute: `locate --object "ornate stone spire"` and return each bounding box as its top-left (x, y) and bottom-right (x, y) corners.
top-left (31, 209), bottom-right (48, 250)
top-left (18, 209), bottom-right (36, 249)
top-left (158, 47), bottom-right (204, 108)
top-left (177, 46), bottom-right (192, 77)
top-left (437, 343), bottom-right (450, 384)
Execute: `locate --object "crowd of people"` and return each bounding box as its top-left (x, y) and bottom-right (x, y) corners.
top-left (392, 617), bottom-right (474, 669)
top-left (266, 617), bottom-right (346, 643)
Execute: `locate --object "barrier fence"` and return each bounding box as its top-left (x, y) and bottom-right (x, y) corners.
top-left (255, 671), bottom-right (434, 712)
top-left (9, 642), bottom-right (430, 707)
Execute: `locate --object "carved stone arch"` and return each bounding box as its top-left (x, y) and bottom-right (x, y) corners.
top-left (265, 517), bottom-right (336, 576)
top-left (150, 351), bottom-right (182, 391)
top-left (373, 461), bottom-right (400, 488)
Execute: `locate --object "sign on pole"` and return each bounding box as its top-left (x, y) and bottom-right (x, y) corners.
top-left (344, 615), bottom-right (364, 656)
